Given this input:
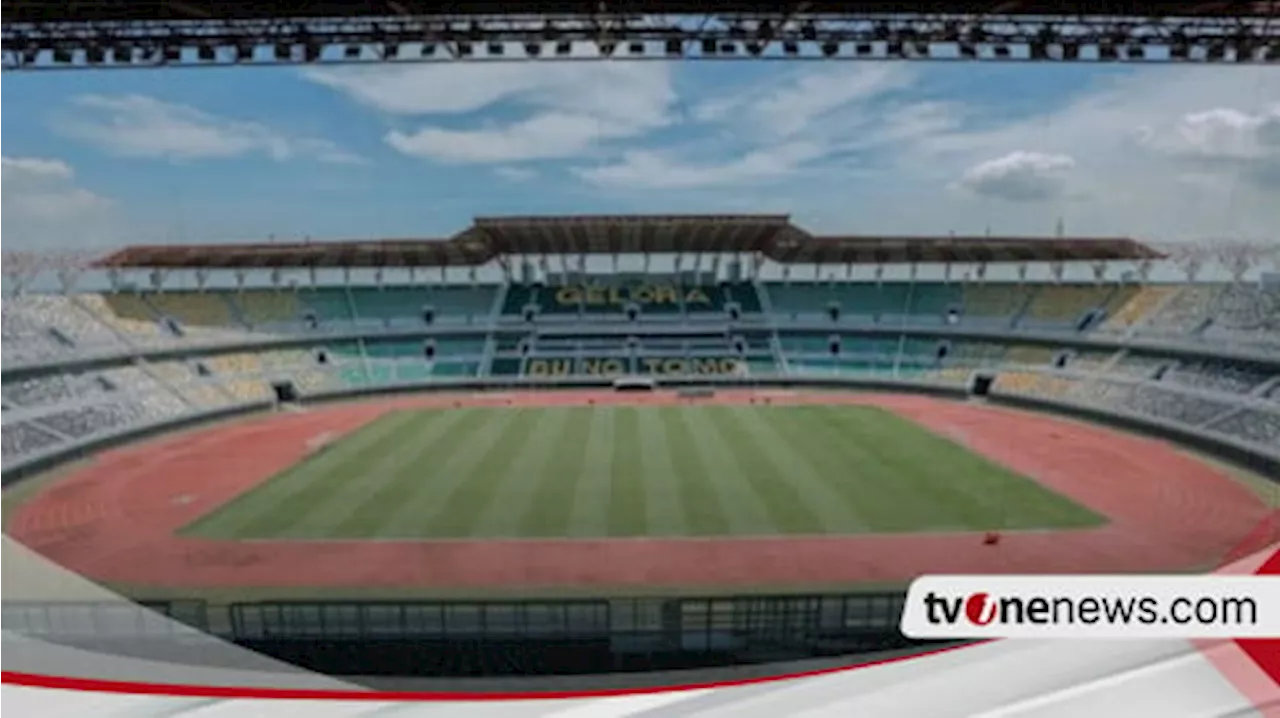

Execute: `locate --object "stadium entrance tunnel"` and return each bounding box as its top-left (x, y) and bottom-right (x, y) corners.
top-left (271, 381), bottom-right (298, 403)
top-left (970, 373), bottom-right (995, 397)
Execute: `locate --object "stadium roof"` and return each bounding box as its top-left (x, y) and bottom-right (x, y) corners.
top-left (91, 215), bottom-right (1163, 269)
top-left (5, 1), bottom-right (1272, 23)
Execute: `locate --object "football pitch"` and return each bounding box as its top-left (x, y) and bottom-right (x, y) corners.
top-left (182, 404), bottom-right (1104, 540)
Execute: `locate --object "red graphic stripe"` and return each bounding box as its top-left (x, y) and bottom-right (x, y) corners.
top-left (1236, 547), bottom-right (1280, 686)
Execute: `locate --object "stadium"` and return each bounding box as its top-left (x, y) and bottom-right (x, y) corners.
top-left (3, 214), bottom-right (1278, 674)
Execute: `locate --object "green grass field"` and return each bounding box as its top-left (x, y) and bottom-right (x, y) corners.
top-left (181, 404), bottom-right (1104, 540)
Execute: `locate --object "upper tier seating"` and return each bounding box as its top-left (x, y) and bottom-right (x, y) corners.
top-left (1099, 286), bottom-right (1174, 333)
top-left (146, 292), bottom-right (239, 332)
top-left (1198, 284), bottom-right (1280, 349)
top-left (2, 295), bottom-right (127, 363)
top-left (959, 284), bottom-right (1032, 324)
top-left (84, 293), bottom-right (169, 340)
top-left (236, 290), bottom-right (299, 328)
top-left (1135, 285), bottom-right (1219, 336)
top-left (1019, 285), bottom-right (1112, 328)
top-left (766, 283), bottom-right (916, 320)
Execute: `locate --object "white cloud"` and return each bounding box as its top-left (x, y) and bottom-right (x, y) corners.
top-left (878, 67), bottom-right (1280, 240)
top-left (956, 151), bottom-right (1077, 202)
top-left (57, 94), bottom-right (363, 164)
top-left (711, 64), bottom-right (915, 139)
top-left (1, 157), bottom-right (76, 182)
top-left (293, 63), bottom-right (1280, 240)
top-left (566, 65), bottom-right (917, 191)
top-left (389, 111), bottom-right (639, 164)
top-left (1151, 106), bottom-right (1280, 159)
top-left (2, 156), bottom-right (116, 249)
top-left (575, 142), bottom-right (824, 189)
top-left (307, 63), bottom-right (676, 164)
top-left (1137, 105), bottom-right (1280, 187)
top-left (494, 166), bottom-right (537, 182)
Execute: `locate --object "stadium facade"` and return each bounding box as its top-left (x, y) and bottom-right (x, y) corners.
top-left (2, 216), bottom-right (1278, 478)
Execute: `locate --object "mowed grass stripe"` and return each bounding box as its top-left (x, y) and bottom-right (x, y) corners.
top-left (662, 408), bottom-right (731, 536)
top-left (607, 407), bottom-right (647, 536)
top-left (675, 406), bottom-right (781, 535)
top-left (763, 406), bottom-right (893, 529)
top-left (281, 408), bottom-right (473, 537)
top-left (567, 407), bottom-right (614, 537)
top-left (703, 407), bottom-right (829, 534)
top-left (801, 406), bottom-right (1010, 530)
top-left (818, 405), bottom-right (1101, 529)
top-left (820, 406), bottom-right (1009, 528)
top-left (179, 404), bottom-right (1102, 541)
top-left (374, 408), bottom-right (528, 538)
top-left (180, 411), bottom-right (418, 538)
top-left (516, 407), bottom-right (596, 537)
top-left (467, 407), bottom-right (575, 538)
top-left (635, 408), bottom-right (688, 536)
top-left (417, 409), bottom-right (545, 538)
top-left (830, 405), bottom-right (1102, 528)
top-left (729, 407), bottom-right (873, 533)
top-left (330, 409), bottom-right (491, 537)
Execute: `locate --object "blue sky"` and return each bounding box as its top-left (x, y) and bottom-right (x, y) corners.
top-left (3, 59), bottom-right (1278, 252)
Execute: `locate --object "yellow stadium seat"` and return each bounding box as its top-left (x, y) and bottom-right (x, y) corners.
top-left (962, 285), bottom-right (1031, 318)
top-left (147, 292), bottom-right (235, 328)
top-left (1101, 286), bottom-right (1174, 331)
top-left (1023, 285), bottom-right (1110, 322)
top-left (1004, 346), bottom-right (1056, 366)
top-left (79, 294), bottom-right (165, 337)
top-left (236, 291), bottom-right (300, 326)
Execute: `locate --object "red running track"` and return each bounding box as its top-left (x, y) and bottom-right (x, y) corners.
top-left (6, 391), bottom-right (1275, 590)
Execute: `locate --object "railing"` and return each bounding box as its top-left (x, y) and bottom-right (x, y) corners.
top-left (3, 591), bottom-right (915, 666)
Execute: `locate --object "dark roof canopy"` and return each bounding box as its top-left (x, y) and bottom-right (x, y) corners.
top-left (5, 1), bottom-right (1270, 24)
top-left (92, 215), bottom-right (1163, 269)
